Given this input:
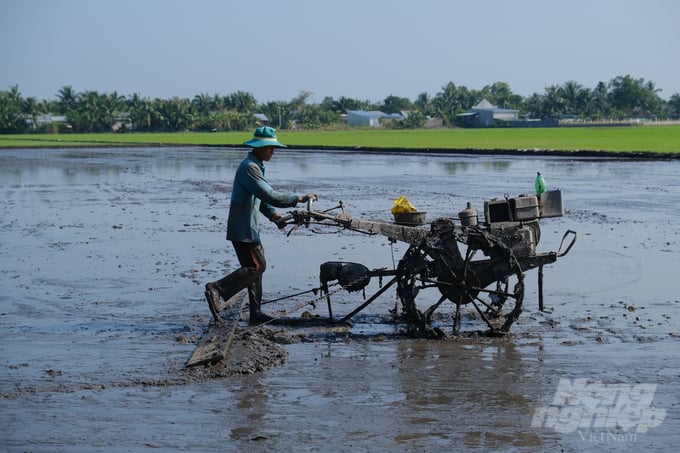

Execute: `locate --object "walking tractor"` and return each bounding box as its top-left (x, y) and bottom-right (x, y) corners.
top-left (277, 190), bottom-right (576, 337)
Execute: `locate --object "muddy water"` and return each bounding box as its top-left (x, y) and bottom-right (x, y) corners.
top-left (1, 147), bottom-right (679, 452)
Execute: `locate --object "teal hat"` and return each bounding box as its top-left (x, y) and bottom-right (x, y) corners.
top-left (243, 126), bottom-right (287, 148)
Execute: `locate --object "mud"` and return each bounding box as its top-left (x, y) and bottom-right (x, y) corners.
top-left (1, 147), bottom-right (679, 452)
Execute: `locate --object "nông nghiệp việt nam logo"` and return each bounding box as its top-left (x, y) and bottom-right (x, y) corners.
top-left (531, 378), bottom-right (666, 435)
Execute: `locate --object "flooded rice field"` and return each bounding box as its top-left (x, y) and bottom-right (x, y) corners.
top-left (1, 146), bottom-right (679, 452)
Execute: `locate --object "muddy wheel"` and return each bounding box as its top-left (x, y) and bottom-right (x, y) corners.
top-left (472, 272), bottom-right (524, 334)
top-left (428, 228), bottom-right (525, 335)
top-left (396, 246), bottom-right (428, 334)
top-left (395, 227), bottom-right (525, 336)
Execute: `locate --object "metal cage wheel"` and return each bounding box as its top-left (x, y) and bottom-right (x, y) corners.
top-left (428, 230), bottom-right (526, 335)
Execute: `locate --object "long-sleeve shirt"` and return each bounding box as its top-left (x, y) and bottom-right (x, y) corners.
top-left (226, 152), bottom-right (299, 243)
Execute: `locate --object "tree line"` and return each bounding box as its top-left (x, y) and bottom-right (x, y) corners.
top-left (1, 75), bottom-right (679, 134)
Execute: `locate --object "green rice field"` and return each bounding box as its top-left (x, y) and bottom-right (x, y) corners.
top-left (1, 125), bottom-right (679, 154)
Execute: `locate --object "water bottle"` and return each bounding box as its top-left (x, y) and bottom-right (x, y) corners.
top-left (535, 172), bottom-right (547, 197)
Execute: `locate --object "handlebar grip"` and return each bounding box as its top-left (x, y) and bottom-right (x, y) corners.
top-left (275, 214), bottom-right (293, 229)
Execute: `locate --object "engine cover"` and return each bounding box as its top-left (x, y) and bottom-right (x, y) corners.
top-left (487, 221), bottom-right (538, 257)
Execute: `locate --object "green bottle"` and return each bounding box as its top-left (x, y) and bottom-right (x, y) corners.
top-left (535, 172), bottom-right (547, 197)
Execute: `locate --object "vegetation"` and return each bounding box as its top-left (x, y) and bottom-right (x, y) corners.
top-left (1, 126), bottom-right (679, 154)
top-left (1, 76), bottom-right (679, 135)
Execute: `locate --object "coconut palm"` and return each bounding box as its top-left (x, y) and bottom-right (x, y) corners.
top-left (668, 93), bottom-right (680, 119)
top-left (558, 81), bottom-right (587, 116)
top-left (127, 93), bottom-right (156, 131)
top-left (191, 93), bottom-right (214, 116)
top-left (0, 85), bottom-right (27, 132)
top-left (23, 97), bottom-right (41, 129)
top-left (155, 97), bottom-right (193, 131)
top-left (225, 91), bottom-right (257, 113)
top-left (57, 85), bottom-right (77, 115)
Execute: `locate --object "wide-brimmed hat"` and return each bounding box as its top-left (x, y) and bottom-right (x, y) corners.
top-left (243, 126), bottom-right (287, 148)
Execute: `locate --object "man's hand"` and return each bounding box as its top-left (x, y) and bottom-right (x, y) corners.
top-left (299, 193), bottom-right (318, 203)
top-left (271, 213), bottom-right (287, 229)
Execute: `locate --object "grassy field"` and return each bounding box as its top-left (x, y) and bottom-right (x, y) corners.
top-left (1, 125), bottom-right (679, 154)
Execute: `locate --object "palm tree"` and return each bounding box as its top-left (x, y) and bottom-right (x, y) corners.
top-left (79, 91), bottom-right (103, 132)
top-left (591, 81), bottom-right (610, 119)
top-left (541, 85), bottom-right (564, 119)
top-left (433, 81), bottom-right (459, 124)
top-left (286, 91), bottom-right (314, 129)
top-left (57, 85), bottom-right (77, 115)
top-left (485, 81), bottom-right (513, 108)
top-left (73, 90), bottom-right (122, 132)
top-left (640, 80), bottom-right (663, 116)
top-left (155, 97), bottom-right (193, 131)
top-left (668, 93), bottom-right (680, 119)
top-left (558, 81), bottom-right (586, 116)
top-left (6, 85), bottom-right (22, 105)
top-left (522, 93), bottom-right (544, 119)
top-left (259, 100), bottom-right (288, 129)
top-left (192, 93), bottom-right (213, 116)
top-left (226, 91), bottom-right (257, 113)
top-left (102, 91), bottom-right (126, 131)
top-left (127, 93), bottom-right (156, 131)
top-left (0, 86), bottom-right (27, 132)
top-left (23, 97), bottom-right (41, 129)
top-left (414, 92), bottom-right (433, 116)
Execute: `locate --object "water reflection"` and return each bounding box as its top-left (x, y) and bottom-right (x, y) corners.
top-left (4, 145), bottom-right (679, 225)
top-left (393, 339), bottom-right (544, 448)
top-left (234, 338), bottom-right (549, 450)
top-left (0, 148), bottom-right (546, 187)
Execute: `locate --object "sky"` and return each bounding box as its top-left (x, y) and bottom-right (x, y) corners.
top-left (2, 0), bottom-right (679, 104)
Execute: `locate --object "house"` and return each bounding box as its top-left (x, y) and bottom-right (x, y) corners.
top-left (253, 113), bottom-right (269, 125)
top-left (424, 116), bottom-right (443, 128)
top-left (455, 99), bottom-right (519, 128)
top-left (346, 110), bottom-right (404, 128)
top-left (23, 114), bottom-right (68, 128)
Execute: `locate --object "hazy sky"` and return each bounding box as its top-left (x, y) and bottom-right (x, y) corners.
top-left (2, 0), bottom-right (679, 103)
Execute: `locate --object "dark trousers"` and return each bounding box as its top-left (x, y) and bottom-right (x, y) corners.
top-left (214, 241), bottom-right (267, 313)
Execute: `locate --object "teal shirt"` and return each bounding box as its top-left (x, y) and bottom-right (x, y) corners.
top-left (226, 152), bottom-right (299, 243)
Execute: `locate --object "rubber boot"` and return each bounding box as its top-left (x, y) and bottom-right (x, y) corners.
top-left (249, 304), bottom-right (273, 324)
top-left (248, 274), bottom-right (273, 324)
top-left (205, 270), bottom-right (252, 324)
top-left (205, 282), bottom-right (224, 324)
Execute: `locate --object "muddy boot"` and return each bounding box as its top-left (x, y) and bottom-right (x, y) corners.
top-left (205, 283), bottom-right (224, 324)
top-left (249, 300), bottom-right (273, 325)
top-left (249, 311), bottom-right (274, 324)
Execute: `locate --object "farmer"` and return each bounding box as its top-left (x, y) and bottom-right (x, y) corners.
top-left (205, 126), bottom-right (317, 324)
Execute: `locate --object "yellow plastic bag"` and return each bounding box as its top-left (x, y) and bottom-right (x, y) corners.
top-left (391, 195), bottom-right (417, 214)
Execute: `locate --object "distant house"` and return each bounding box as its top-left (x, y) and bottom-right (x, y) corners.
top-left (23, 114), bottom-right (67, 128)
top-left (424, 116), bottom-right (444, 128)
top-left (455, 99), bottom-right (519, 128)
top-left (253, 113), bottom-right (269, 125)
top-left (112, 113), bottom-right (131, 131)
top-left (346, 110), bottom-right (404, 128)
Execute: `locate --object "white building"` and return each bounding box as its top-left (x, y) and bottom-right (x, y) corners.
top-left (456, 99), bottom-right (519, 127)
top-left (346, 110), bottom-right (403, 128)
